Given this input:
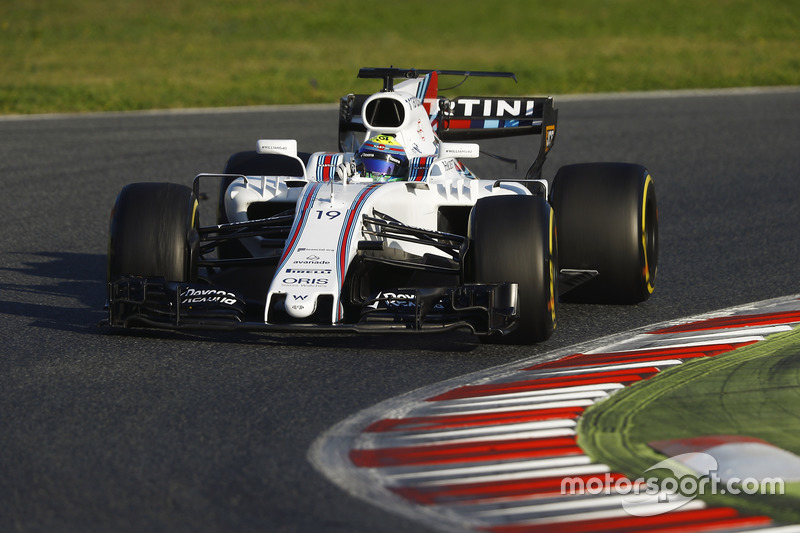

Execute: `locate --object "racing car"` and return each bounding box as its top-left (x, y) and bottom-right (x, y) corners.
top-left (104, 67), bottom-right (658, 344)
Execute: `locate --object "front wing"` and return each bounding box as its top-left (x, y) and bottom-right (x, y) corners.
top-left (104, 277), bottom-right (520, 336)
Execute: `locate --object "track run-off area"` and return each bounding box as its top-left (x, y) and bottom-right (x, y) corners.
top-left (1, 87), bottom-right (799, 532)
top-left (311, 295), bottom-right (800, 532)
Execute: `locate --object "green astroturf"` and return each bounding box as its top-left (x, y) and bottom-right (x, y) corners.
top-left (578, 326), bottom-right (800, 522)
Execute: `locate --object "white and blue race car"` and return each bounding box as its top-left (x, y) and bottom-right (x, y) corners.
top-left (105, 67), bottom-right (658, 344)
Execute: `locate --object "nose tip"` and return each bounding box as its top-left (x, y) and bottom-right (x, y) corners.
top-left (285, 294), bottom-right (316, 318)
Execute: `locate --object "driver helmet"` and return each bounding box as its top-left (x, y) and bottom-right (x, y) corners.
top-left (354, 134), bottom-right (408, 182)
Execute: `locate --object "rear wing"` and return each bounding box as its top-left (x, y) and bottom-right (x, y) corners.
top-left (439, 96), bottom-right (558, 180)
top-left (338, 68), bottom-right (559, 179)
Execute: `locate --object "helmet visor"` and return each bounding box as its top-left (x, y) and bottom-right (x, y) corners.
top-left (355, 152), bottom-right (402, 177)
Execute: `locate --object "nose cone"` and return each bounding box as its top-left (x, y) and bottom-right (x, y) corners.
top-left (285, 294), bottom-right (316, 318)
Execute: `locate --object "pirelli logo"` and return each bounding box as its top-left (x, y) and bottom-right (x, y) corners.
top-left (450, 97), bottom-right (542, 119)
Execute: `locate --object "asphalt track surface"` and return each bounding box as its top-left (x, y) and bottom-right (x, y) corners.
top-left (1, 87), bottom-right (799, 533)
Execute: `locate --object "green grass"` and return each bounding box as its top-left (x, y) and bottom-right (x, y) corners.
top-left (2, 0), bottom-right (800, 114)
top-left (578, 326), bottom-right (800, 522)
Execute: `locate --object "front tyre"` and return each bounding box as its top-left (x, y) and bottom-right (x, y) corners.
top-left (469, 195), bottom-right (557, 344)
top-left (107, 182), bottom-right (199, 283)
top-left (550, 163), bottom-right (658, 304)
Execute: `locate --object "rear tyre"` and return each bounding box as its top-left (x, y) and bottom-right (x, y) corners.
top-left (107, 182), bottom-right (199, 283)
top-left (469, 195), bottom-right (557, 344)
top-left (550, 162), bottom-right (658, 304)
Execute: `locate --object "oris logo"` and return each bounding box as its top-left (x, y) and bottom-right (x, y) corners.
top-left (282, 278), bottom-right (329, 285)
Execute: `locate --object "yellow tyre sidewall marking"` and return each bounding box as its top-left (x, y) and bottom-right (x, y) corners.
top-left (641, 174), bottom-right (656, 294)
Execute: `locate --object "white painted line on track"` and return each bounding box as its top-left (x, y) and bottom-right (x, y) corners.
top-left (410, 400), bottom-right (595, 418)
top-left (382, 455), bottom-right (592, 481)
top-left (407, 463), bottom-right (611, 488)
top-left (652, 325), bottom-right (793, 343)
top-left (365, 427), bottom-right (578, 449)
top-left (375, 419), bottom-right (576, 442)
top-left (427, 383), bottom-right (623, 403)
top-left (523, 359), bottom-right (684, 377)
top-left (471, 492), bottom-right (697, 519)
top-left (499, 500), bottom-right (708, 526)
top-left (583, 335), bottom-right (768, 354)
top-left (423, 395), bottom-right (603, 414)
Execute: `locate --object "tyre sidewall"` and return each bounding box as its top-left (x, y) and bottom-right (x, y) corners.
top-left (469, 194), bottom-right (556, 344)
top-left (551, 162), bottom-right (657, 303)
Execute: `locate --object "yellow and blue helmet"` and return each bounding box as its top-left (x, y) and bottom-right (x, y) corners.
top-left (354, 134), bottom-right (409, 182)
